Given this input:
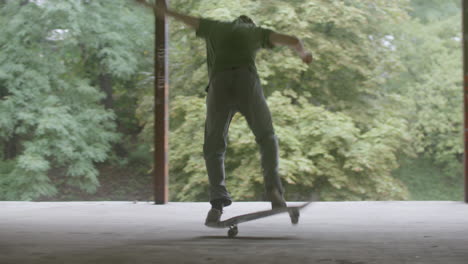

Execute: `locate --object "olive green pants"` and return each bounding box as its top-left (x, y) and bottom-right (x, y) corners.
top-left (203, 66), bottom-right (284, 205)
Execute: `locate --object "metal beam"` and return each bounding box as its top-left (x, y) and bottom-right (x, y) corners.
top-left (462, 0), bottom-right (468, 203)
top-left (154, 0), bottom-right (169, 204)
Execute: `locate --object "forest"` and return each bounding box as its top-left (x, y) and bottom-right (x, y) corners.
top-left (0, 0), bottom-right (463, 201)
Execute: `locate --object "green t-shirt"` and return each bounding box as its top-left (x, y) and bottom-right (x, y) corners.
top-left (196, 18), bottom-right (275, 80)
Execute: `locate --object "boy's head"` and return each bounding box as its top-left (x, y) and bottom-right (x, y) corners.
top-left (233, 15), bottom-right (256, 26)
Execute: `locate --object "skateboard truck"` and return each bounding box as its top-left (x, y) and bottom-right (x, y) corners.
top-left (228, 225), bottom-right (238, 238)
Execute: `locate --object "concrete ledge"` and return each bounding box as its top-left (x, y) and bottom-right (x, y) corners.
top-left (1, 201), bottom-right (467, 264)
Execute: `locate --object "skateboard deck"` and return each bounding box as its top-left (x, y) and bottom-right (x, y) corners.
top-left (206, 201), bottom-right (312, 238)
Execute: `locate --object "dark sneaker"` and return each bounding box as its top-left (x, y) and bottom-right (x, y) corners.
top-left (267, 188), bottom-right (287, 209)
top-left (267, 189), bottom-right (299, 224)
top-left (204, 208), bottom-right (222, 227)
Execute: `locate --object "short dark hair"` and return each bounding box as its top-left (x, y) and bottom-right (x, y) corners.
top-left (234, 15), bottom-right (256, 26)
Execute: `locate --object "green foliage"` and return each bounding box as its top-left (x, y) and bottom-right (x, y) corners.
top-left (386, 5), bottom-right (463, 186)
top-left (409, 0), bottom-right (460, 22)
top-left (0, 0), bottom-right (137, 200)
top-left (393, 157), bottom-right (463, 200)
top-left (167, 96), bottom-right (208, 201)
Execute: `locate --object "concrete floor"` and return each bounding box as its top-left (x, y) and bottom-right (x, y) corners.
top-left (0, 201), bottom-right (467, 264)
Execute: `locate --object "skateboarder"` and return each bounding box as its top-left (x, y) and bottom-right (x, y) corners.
top-left (151, 3), bottom-right (312, 225)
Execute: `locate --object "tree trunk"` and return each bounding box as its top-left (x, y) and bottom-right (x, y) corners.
top-left (98, 72), bottom-right (113, 109)
top-left (3, 134), bottom-right (19, 160)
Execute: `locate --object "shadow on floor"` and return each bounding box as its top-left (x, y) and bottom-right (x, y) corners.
top-left (192, 235), bottom-right (300, 240)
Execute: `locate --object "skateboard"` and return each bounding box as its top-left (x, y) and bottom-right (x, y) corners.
top-left (205, 201), bottom-right (312, 238)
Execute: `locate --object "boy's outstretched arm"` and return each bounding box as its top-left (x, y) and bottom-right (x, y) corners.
top-left (270, 33), bottom-right (313, 64)
top-left (135, 0), bottom-right (200, 30)
top-left (164, 9), bottom-right (200, 30)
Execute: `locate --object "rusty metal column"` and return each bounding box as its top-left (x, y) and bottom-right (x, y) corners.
top-left (463, 0), bottom-right (468, 203)
top-left (154, 0), bottom-right (169, 204)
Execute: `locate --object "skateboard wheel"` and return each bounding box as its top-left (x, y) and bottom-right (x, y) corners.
top-left (289, 208), bottom-right (300, 225)
top-left (228, 225), bottom-right (238, 238)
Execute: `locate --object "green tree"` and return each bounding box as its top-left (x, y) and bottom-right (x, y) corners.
top-left (0, 0), bottom-right (152, 200)
top-left (387, 0), bottom-right (463, 200)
